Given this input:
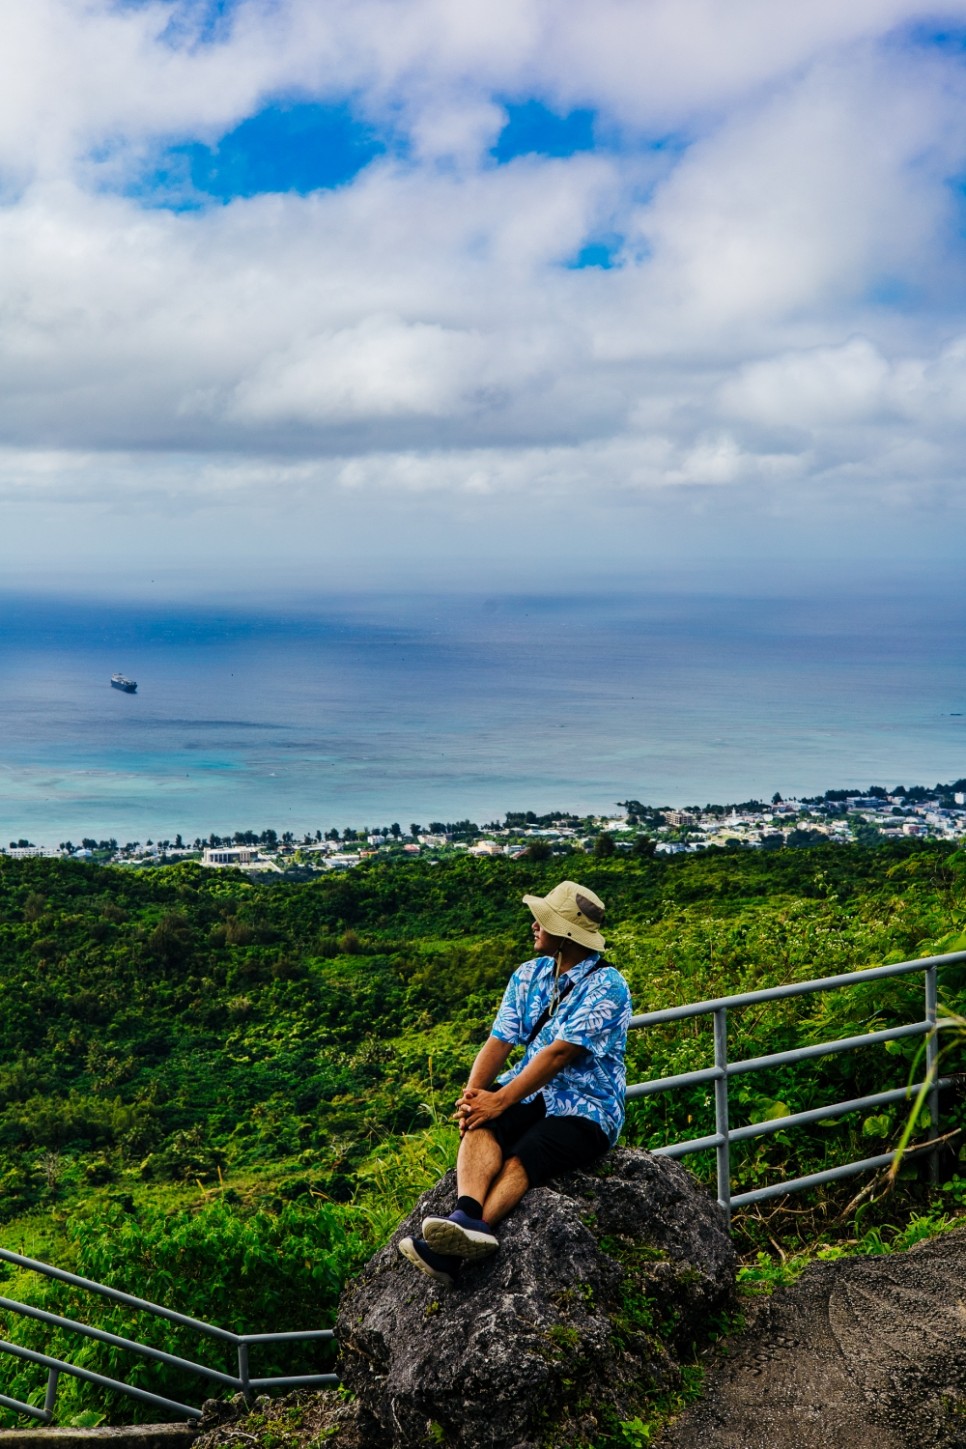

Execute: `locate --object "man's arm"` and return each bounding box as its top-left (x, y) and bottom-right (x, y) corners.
top-left (454, 1036), bottom-right (514, 1135)
top-left (460, 1038), bottom-right (584, 1130)
top-left (465, 1035), bottom-right (514, 1091)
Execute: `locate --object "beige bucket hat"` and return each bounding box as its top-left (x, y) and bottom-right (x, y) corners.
top-left (523, 880), bottom-right (606, 952)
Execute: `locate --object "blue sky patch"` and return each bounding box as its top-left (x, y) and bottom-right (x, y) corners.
top-left (492, 101), bottom-right (598, 163)
top-left (149, 101), bottom-right (385, 204)
top-left (866, 276), bottom-right (917, 309)
top-left (179, 0), bottom-right (237, 45)
top-left (567, 236), bottom-right (623, 270)
top-left (904, 22), bottom-right (966, 53)
top-left (113, 0), bottom-right (240, 48)
top-left (950, 175), bottom-right (966, 245)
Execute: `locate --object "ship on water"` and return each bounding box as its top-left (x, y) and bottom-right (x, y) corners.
top-left (110, 673), bottom-right (137, 693)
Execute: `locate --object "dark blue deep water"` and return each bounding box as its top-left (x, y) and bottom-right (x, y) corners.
top-left (1, 588), bottom-right (964, 845)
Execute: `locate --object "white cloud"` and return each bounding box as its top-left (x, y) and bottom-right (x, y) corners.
top-left (721, 338), bottom-right (893, 426)
top-left (0, 155), bottom-right (626, 449)
top-left (6, 0), bottom-right (966, 179)
top-left (721, 332), bottom-right (966, 436)
top-left (2, 1), bottom-right (966, 585)
top-left (227, 316), bottom-right (494, 422)
top-left (627, 44), bottom-right (966, 336)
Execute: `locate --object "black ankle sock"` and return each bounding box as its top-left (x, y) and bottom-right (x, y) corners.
top-left (456, 1195), bottom-right (484, 1220)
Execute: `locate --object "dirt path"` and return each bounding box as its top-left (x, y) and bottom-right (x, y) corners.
top-left (661, 1225), bottom-right (966, 1449)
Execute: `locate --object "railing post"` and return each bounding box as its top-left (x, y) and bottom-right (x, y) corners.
top-left (713, 1006), bottom-right (731, 1225)
top-left (43, 1368), bottom-right (58, 1421)
top-left (925, 963), bottom-right (940, 1187)
top-left (237, 1342), bottom-right (251, 1403)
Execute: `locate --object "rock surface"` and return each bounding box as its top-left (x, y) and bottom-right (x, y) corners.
top-left (191, 1393), bottom-right (365, 1449)
top-left (661, 1225), bottom-right (966, 1449)
top-left (0, 1430), bottom-right (196, 1449)
top-left (336, 1148), bottom-right (735, 1449)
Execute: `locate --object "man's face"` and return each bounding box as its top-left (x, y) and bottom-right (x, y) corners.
top-left (531, 917), bottom-right (559, 955)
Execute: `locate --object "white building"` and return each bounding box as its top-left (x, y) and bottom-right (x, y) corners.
top-left (201, 846), bottom-right (275, 870)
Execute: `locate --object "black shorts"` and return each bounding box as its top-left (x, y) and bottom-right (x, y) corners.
top-left (488, 1094), bottom-right (608, 1188)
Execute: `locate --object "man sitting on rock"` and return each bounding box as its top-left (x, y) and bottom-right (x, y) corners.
top-left (399, 880), bottom-right (632, 1285)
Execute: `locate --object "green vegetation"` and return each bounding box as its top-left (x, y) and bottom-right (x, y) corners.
top-left (737, 1206), bottom-right (964, 1293)
top-left (0, 841), bottom-right (963, 1426)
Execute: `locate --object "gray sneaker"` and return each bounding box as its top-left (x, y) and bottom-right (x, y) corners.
top-left (422, 1210), bottom-right (499, 1260)
top-left (398, 1236), bottom-right (460, 1286)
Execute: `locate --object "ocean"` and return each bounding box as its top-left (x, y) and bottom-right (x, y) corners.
top-left (1, 586), bottom-right (964, 847)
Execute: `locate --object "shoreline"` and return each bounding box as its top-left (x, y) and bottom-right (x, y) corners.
top-left (5, 776), bottom-right (965, 863)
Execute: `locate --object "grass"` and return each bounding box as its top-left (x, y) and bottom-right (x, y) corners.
top-left (737, 1204), bottom-right (965, 1294)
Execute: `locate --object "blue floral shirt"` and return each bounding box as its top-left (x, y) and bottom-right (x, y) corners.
top-left (491, 953), bottom-right (632, 1146)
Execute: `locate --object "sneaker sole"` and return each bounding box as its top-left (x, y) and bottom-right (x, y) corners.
top-left (422, 1217), bottom-right (499, 1261)
top-left (398, 1236), bottom-right (456, 1286)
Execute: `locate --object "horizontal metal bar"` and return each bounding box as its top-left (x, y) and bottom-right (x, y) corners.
top-left (0, 1297), bottom-right (240, 1390)
top-left (647, 1078), bottom-right (953, 1160)
top-left (653, 1133), bottom-right (722, 1159)
top-left (626, 1021), bottom-right (934, 1101)
top-left (0, 1341), bottom-right (202, 1421)
top-left (0, 1390), bottom-right (50, 1421)
top-left (628, 949), bottom-right (966, 1029)
top-left (626, 1065), bottom-right (723, 1099)
top-left (238, 1330), bottom-right (336, 1345)
top-left (248, 1374), bottom-right (340, 1390)
top-left (0, 1248), bottom-right (238, 1346)
top-left (728, 1077), bottom-right (954, 1144)
top-left (730, 1140), bottom-right (934, 1210)
top-left (730, 1019), bottom-right (930, 1075)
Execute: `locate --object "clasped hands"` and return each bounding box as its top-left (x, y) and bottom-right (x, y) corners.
top-left (455, 1084), bottom-right (506, 1135)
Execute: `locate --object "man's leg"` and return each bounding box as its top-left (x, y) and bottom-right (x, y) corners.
top-left (419, 1127), bottom-right (506, 1261)
top-left (476, 1117), bottom-right (609, 1228)
top-left (400, 1128), bottom-right (507, 1280)
top-left (403, 1104), bottom-right (545, 1278)
top-left (480, 1155), bottom-right (529, 1225)
top-left (419, 1147), bottom-right (531, 1261)
top-left (456, 1125), bottom-right (504, 1205)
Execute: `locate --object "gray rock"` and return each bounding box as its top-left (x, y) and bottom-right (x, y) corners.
top-left (0, 1431), bottom-right (197, 1449)
top-left (191, 1390), bottom-right (363, 1449)
top-left (336, 1148), bottom-right (735, 1449)
top-left (661, 1225), bottom-right (966, 1449)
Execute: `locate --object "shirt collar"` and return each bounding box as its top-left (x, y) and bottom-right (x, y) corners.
top-left (537, 951), bottom-right (600, 983)
top-left (567, 951), bottom-right (602, 984)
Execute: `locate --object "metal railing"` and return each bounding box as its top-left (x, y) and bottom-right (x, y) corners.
top-left (625, 949), bottom-right (966, 1222)
top-left (0, 1246), bottom-right (337, 1424)
top-left (4, 950), bottom-right (964, 1422)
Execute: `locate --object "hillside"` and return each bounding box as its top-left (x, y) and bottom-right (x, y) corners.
top-left (0, 841), bottom-right (964, 1425)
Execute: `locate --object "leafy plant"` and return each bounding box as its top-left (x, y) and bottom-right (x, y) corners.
top-left (0, 843), bottom-right (963, 1423)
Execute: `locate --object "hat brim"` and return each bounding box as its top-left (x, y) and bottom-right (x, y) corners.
top-left (523, 893), bottom-right (605, 952)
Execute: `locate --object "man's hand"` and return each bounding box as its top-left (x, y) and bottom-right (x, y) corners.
top-left (453, 1038), bottom-right (585, 1133)
top-left (455, 1035), bottom-right (514, 1133)
top-left (455, 1085), bottom-right (506, 1134)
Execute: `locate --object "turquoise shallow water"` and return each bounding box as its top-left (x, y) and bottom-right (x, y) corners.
top-left (1, 588), bottom-right (964, 846)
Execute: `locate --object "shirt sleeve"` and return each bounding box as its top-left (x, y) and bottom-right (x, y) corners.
top-left (554, 970), bottom-right (631, 1055)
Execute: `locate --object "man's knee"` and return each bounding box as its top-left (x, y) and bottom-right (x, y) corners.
top-left (460, 1123), bottom-right (501, 1151)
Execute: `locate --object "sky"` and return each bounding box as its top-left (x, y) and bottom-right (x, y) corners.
top-left (4, 0), bottom-right (966, 596)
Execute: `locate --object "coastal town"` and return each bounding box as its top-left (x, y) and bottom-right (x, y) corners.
top-left (5, 779), bottom-right (966, 871)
